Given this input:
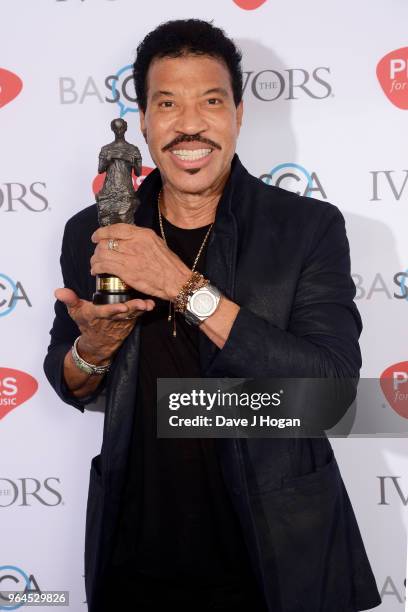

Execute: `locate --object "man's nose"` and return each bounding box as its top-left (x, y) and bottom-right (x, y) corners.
top-left (174, 103), bottom-right (209, 134)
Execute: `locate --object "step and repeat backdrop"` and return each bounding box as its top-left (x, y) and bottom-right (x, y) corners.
top-left (1, 0), bottom-right (407, 610)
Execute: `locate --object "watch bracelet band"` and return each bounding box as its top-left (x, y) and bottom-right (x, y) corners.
top-left (71, 336), bottom-right (111, 376)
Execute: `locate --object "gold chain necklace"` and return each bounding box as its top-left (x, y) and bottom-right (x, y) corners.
top-left (157, 189), bottom-right (213, 337)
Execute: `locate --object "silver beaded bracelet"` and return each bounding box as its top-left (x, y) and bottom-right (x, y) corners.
top-left (71, 336), bottom-right (111, 376)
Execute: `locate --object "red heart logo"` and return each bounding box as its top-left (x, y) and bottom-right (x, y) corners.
top-left (380, 361), bottom-right (408, 419)
top-left (92, 165), bottom-right (154, 196)
top-left (233, 0), bottom-right (267, 9)
top-left (376, 47), bottom-right (408, 110)
top-left (0, 68), bottom-right (23, 109)
top-left (0, 368), bottom-right (38, 420)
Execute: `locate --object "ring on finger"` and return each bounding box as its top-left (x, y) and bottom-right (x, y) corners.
top-left (108, 238), bottom-right (120, 251)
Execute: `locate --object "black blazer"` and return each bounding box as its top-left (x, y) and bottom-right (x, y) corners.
top-left (44, 155), bottom-right (381, 612)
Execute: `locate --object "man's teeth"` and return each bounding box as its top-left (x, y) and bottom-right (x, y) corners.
top-left (171, 148), bottom-right (212, 161)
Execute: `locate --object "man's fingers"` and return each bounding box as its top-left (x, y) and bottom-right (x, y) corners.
top-left (91, 223), bottom-right (136, 244)
top-left (55, 287), bottom-right (155, 321)
top-left (109, 298), bottom-right (156, 321)
top-left (92, 301), bottom-right (132, 319)
top-left (55, 288), bottom-right (82, 309)
top-left (124, 298), bottom-right (155, 311)
top-left (93, 299), bottom-right (154, 320)
top-left (126, 298), bottom-right (156, 314)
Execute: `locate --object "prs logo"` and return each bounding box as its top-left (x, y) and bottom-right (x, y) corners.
top-left (377, 47), bottom-right (408, 110)
top-left (232, 0), bottom-right (267, 9)
top-left (380, 361), bottom-right (408, 419)
top-left (0, 368), bottom-right (38, 420)
top-left (0, 68), bottom-right (23, 109)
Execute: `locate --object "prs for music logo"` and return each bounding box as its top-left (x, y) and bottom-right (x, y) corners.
top-left (377, 47), bottom-right (408, 110)
top-left (0, 68), bottom-right (23, 109)
top-left (0, 368), bottom-right (38, 420)
top-left (232, 0), bottom-right (267, 9)
top-left (380, 361), bottom-right (408, 419)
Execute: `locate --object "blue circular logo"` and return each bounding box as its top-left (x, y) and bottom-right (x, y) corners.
top-left (0, 274), bottom-right (18, 318)
top-left (262, 163), bottom-right (314, 197)
top-left (111, 65), bottom-right (139, 117)
top-left (0, 566), bottom-right (30, 610)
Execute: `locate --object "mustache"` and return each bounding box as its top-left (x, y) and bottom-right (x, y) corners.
top-left (162, 133), bottom-right (221, 152)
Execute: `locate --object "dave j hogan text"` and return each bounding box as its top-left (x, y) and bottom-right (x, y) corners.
top-left (168, 414), bottom-right (301, 429)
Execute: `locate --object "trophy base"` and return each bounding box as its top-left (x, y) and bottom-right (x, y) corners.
top-left (92, 291), bottom-right (135, 305)
top-left (93, 274), bottom-right (137, 305)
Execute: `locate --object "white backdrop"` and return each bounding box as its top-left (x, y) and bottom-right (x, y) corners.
top-left (1, 0), bottom-right (407, 610)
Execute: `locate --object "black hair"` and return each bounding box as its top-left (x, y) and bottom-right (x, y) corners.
top-left (133, 19), bottom-right (243, 113)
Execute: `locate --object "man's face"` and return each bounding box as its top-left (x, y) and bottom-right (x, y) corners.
top-left (139, 54), bottom-right (243, 195)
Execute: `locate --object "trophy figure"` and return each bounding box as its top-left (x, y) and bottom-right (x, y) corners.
top-left (93, 118), bottom-right (142, 305)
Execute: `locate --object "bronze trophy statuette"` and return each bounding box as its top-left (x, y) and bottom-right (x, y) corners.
top-left (93, 118), bottom-right (142, 305)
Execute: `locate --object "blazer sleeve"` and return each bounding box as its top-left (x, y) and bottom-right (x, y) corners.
top-left (206, 205), bottom-right (362, 380)
top-left (43, 221), bottom-right (107, 413)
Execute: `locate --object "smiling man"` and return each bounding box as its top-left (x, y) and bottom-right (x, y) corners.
top-left (44, 19), bottom-right (381, 612)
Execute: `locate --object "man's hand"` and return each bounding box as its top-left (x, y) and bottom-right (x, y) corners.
top-left (56, 287), bottom-right (155, 363)
top-left (90, 223), bottom-right (242, 352)
top-left (90, 223), bottom-right (192, 302)
top-left (55, 288), bottom-right (155, 397)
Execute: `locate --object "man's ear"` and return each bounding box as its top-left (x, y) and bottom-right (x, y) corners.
top-left (139, 109), bottom-right (147, 142)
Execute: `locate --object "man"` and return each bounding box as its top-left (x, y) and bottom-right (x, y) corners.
top-left (44, 19), bottom-right (382, 612)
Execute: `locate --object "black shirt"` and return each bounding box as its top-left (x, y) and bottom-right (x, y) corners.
top-left (108, 207), bottom-right (263, 607)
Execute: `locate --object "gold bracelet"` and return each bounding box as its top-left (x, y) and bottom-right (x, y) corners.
top-left (174, 271), bottom-right (209, 313)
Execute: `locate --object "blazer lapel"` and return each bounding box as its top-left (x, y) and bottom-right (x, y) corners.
top-left (199, 155), bottom-right (243, 374)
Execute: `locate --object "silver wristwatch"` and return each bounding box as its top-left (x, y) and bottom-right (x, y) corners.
top-left (71, 336), bottom-right (111, 376)
top-left (183, 283), bottom-right (221, 326)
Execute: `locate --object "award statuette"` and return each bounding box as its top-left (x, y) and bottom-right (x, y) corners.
top-left (93, 118), bottom-right (142, 305)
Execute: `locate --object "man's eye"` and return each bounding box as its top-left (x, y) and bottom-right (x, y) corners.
top-left (160, 101), bottom-right (174, 108)
top-left (207, 98), bottom-right (221, 105)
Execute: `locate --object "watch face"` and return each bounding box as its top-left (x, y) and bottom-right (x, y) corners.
top-left (190, 290), bottom-right (216, 316)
